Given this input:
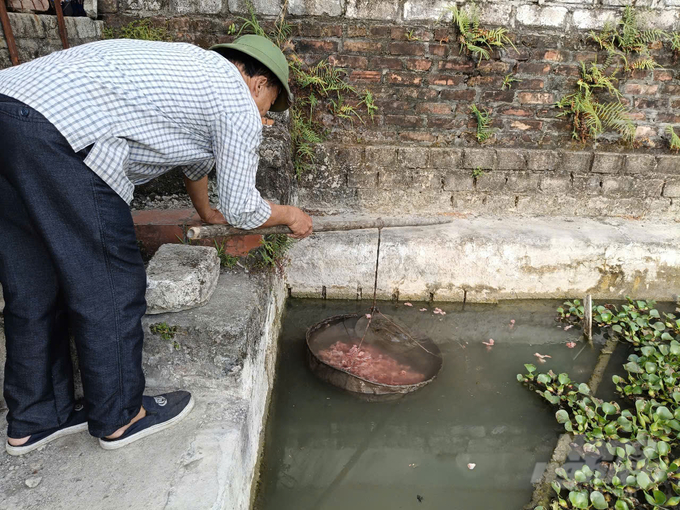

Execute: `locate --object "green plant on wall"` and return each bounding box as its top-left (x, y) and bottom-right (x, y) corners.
top-left (470, 103), bottom-right (495, 143)
top-left (237, 1), bottom-right (377, 177)
top-left (668, 126), bottom-right (680, 153)
top-left (555, 62), bottom-right (635, 144)
top-left (102, 19), bottom-right (169, 41)
top-left (590, 5), bottom-right (667, 71)
top-left (501, 73), bottom-right (521, 91)
top-left (442, 3), bottom-right (517, 63)
top-left (520, 298), bottom-right (680, 510)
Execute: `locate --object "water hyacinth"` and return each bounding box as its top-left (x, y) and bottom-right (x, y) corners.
top-left (520, 298), bottom-right (680, 510)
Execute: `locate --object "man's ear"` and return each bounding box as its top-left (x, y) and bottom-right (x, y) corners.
top-left (253, 75), bottom-right (270, 97)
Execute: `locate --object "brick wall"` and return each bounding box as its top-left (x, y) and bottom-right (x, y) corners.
top-left (4, 0), bottom-right (680, 217)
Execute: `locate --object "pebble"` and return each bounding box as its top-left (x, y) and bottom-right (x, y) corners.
top-left (25, 477), bottom-right (42, 488)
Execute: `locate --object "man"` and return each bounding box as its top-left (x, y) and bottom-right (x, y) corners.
top-left (0, 34), bottom-right (312, 455)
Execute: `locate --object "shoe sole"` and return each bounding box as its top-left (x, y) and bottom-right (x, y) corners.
top-left (6, 422), bottom-right (89, 457)
top-left (98, 395), bottom-right (195, 451)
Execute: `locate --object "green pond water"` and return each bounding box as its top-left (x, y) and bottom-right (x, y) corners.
top-left (254, 299), bottom-right (605, 510)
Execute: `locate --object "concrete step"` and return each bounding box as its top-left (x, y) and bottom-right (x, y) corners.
top-left (0, 269), bottom-right (287, 510)
top-left (286, 216), bottom-right (680, 303)
top-left (0, 389), bottom-right (254, 510)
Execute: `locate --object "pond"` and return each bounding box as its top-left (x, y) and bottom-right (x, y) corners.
top-left (254, 299), bottom-right (605, 510)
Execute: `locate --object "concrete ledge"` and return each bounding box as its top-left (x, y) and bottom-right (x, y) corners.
top-left (0, 270), bottom-right (286, 510)
top-left (286, 217), bottom-right (680, 303)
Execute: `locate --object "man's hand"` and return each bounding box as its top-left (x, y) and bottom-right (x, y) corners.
top-left (286, 207), bottom-right (313, 239)
top-left (200, 208), bottom-right (228, 225)
top-left (261, 203), bottom-right (313, 239)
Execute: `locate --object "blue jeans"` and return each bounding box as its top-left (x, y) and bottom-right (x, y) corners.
top-left (0, 94), bottom-right (146, 438)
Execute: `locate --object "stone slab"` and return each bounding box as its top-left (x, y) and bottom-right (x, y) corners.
top-left (145, 244), bottom-right (220, 315)
top-left (286, 217), bottom-right (680, 303)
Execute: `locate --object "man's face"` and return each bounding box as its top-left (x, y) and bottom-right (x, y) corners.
top-left (248, 75), bottom-right (280, 118)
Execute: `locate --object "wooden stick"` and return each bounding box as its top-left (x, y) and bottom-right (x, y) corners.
top-left (187, 215), bottom-right (454, 239)
top-left (0, 0), bottom-right (19, 66)
top-left (54, 0), bottom-right (69, 50)
top-left (584, 294), bottom-right (593, 343)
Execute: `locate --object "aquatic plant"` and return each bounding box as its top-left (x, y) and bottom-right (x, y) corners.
top-left (441, 3), bottom-right (517, 63)
top-left (555, 62), bottom-right (635, 144)
top-left (520, 298), bottom-right (680, 510)
top-left (470, 103), bottom-right (496, 143)
top-left (589, 5), bottom-right (666, 72)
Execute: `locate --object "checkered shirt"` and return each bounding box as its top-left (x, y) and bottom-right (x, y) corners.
top-left (0, 39), bottom-right (271, 229)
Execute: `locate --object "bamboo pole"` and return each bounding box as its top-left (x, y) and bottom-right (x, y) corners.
top-left (0, 0), bottom-right (19, 66)
top-left (187, 215), bottom-right (455, 239)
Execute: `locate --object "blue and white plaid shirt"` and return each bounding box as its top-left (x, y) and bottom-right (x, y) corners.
top-left (0, 39), bottom-right (271, 229)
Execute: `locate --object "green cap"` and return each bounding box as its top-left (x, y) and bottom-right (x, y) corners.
top-left (210, 35), bottom-right (293, 112)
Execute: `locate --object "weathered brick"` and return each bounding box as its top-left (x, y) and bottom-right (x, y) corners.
top-left (477, 61), bottom-right (511, 75)
top-left (429, 148), bottom-right (462, 169)
top-left (346, 0), bottom-right (399, 20)
top-left (601, 176), bottom-right (636, 197)
top-left (622, 83), bottom-right (660, 95)
top-left (370, 57), bottom-right (402, 70)
top-left (384, 115), bottom-right (423, 128)
top-left (506, 172), bottom-right (541, 193)
top-left (398, 147), bottom-right (429, 169)
top-left (509, 119), bottom-right (543, 131)
top-left (379, 168), bottom-right (412, 189)
top-left (365, 146), bottom-right (397, 166)
top-left (542, 50), bottom-right (570, 62)
top-left (416, 102), bottom-right (452, 115)
top-left (573, 174), bottom-right (602, 195)
top-left (540, 172), bottom-right (572, 193)
top-left (559, 151), bottom-right (593, 173)
top-left (572, 9), bottom-right (619, 30)
top-left (288, 0), bottom-right (342, 16)
top-left (329, 55), bottom-right (368, 69)
top-left (430, 44), bottom-right (447, 57)
top-left (475, 171), bottom-right (508, 192)
top-left (664, 178), bottom-right (680, 198)
top-left (516, 5), bottom-right (568, 28)
top-left (228, 0), bottom-right (279, 14)
top-left (592, 153), bottom-right (624, 174)
top-left (328, 145), bottom-right (364, 167)
top-left (654, 70), bottom-right (674, 82)
top-left (519, 79), bottom-right (545, 90)
top-left (478, 2), bottom-right (513, 26)
top-left (527, 150), bottom-right (558, 171)
top-left (496, 149), bottom-right (527, 170)
top-left (405, 58), bottom-right (432, 71)
top-left (369, 25), bottom-right (392, 38)
top-left (463, 148), bottom-right (495, 170)
top-left (389, 42), bottom-right (426, 56)
top-left (518, 92), bottom-right (554, 105)
top-left (481, 90), bottom-right (515, 103)
top-left (390, 27), bottom-right (432, 42)
top-left (440, 89), bottom-right (476, 101)
top-left (295, 39), bottom-right (338, 53)
top-left (428, 116), bottom-right (463, 130)
top-left (656, 156), bottom-right (680, 175)
top-left (624, 154), bottom-right (656, 174)
top-left (404, 0), bottom-right (453, 21)
top-left (387, 73), bottom-right (423, 86)
top-left (348, 166), bottom-right (378, 188)
top-left (517, 63), bottom-right (551, 75)
top-left (349, 70), bottom-right (382, 83)
top-left (439, 59), bottom-right (474, 72)
top-left (430, 75), bottom-right (465, 87)
top-left (344, 40), bottom-right (382, 53)
top-left (442, 171), bottom-right (474, 192)
top-left (399, 132), bottom-right (436, 143)
top-left (501, 106), bottom-right (534, 117)
top-left (412, 170), bottom-right (440, 189)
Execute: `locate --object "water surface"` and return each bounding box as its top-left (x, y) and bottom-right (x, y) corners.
top-left (255, 299), bottom-right (603, 510)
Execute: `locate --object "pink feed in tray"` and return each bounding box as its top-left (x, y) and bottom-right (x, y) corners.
top-left (317, 341), bottom-right (426, 385)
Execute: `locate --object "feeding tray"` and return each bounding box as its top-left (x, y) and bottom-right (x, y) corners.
top-left (306, 312), bottom-right (443, 399)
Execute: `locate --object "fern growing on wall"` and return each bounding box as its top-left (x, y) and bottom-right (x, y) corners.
top-left (442, 4), bottom-right (516, 63)
top-left (470, 104), bottom-right (496, 143)
top-left (668, 126), bottom-right (680, 153)
top-left (590, 5), bottom-right (666, 71)
top-left (556, 62), bottom-right (635, 144)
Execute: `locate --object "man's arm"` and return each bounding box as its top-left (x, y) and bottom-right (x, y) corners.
top-left (183, 175), bottom-right (313, 239)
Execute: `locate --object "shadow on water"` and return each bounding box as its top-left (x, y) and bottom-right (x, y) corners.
top-left (254, 299), bottom-right (605, 510)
